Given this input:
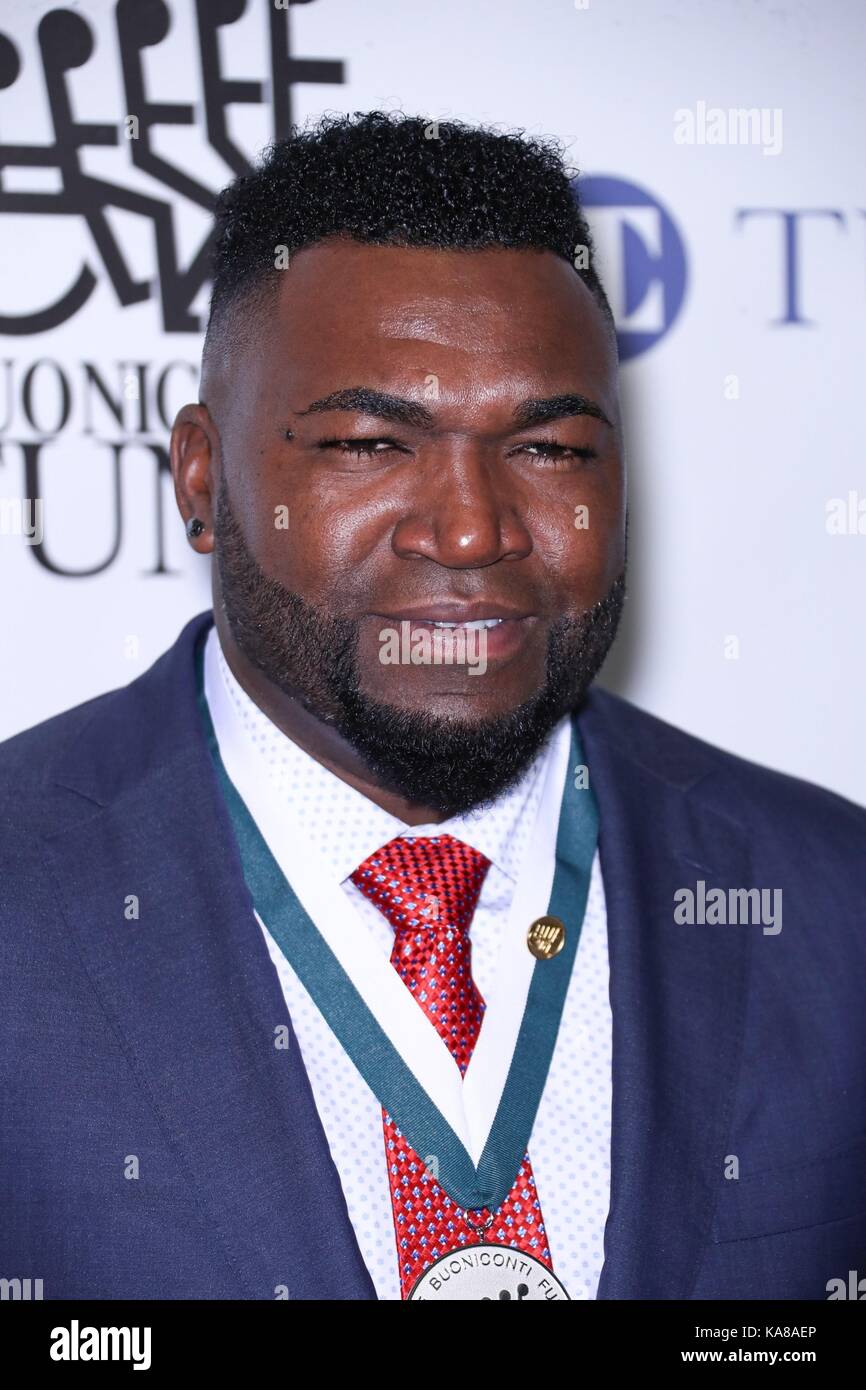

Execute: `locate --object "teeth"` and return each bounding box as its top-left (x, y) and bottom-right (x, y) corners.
top-left (430, 618), bottom-right (504, 630)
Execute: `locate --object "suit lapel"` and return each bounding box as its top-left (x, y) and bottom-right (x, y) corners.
top-left (579, 694), bottom-right (752, 1299)
top-left (41, 613), bottom-right (376, 1301)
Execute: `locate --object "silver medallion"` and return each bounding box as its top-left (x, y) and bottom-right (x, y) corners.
top-left (407, 1244), bottom-right (570, 1300)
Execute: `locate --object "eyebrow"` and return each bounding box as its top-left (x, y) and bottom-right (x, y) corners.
top-left (294, 386), bottom-right (612, 431)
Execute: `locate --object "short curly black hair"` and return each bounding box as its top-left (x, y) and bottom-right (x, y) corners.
top-left (205, 110), bottom-right (613, 348)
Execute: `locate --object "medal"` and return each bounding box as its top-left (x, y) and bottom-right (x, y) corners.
top-left (408, 1244), bottom-right (570, 1300)
top-left (194, 633), bottom-right (599, 1225)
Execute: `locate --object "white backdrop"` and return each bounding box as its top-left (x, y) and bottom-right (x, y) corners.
top-left (1, 0), bottom-right (863, 804)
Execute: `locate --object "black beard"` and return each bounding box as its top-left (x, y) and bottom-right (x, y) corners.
top-left (214, 474), bottom-right (626, 817)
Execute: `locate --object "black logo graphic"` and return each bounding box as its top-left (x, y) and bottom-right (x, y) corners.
top-left (482, 1282), bottom-right (530, 1301)
top-left (0, 0), bottom-right (345, 334)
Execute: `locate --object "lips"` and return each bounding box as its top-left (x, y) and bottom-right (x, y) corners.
top-left (369, 604), bottom-right (538, 667)
top-left (373, 603), bottom-right (534, 624)
top-left (428, 617), bottom-right (502, 631)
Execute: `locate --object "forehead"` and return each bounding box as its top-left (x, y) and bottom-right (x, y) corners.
top-left (257, 240), bottom-right (617, 421)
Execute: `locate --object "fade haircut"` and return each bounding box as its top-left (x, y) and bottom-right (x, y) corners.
top-left (202, 109), bottom-right (614, 376)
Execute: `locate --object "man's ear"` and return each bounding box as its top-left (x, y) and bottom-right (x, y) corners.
top-left (171, 403), bottom-right (219, 553)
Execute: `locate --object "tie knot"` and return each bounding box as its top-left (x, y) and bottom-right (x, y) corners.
top-left (350, 833), bottom-right (490, 939)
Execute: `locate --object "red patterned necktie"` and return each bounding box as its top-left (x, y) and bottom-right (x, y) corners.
top-left (351, 833), bottom-right (552, 1299)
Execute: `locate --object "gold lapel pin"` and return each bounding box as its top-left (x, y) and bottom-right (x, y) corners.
top-left (527, 915), bottom-right (566, 960)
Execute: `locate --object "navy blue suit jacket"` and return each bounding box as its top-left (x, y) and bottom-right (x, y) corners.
top-left (1, 610), bottom-right (865, 1300)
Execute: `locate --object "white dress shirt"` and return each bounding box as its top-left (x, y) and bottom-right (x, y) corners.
top-left (203, 624), bottom-right (612, 1300)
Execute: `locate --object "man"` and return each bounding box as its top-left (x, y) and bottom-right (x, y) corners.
top-left (1, 112), bottom-right (864, 1302)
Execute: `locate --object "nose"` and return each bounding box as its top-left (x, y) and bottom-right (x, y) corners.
top-left (391, 446), bottom-right (533, 569)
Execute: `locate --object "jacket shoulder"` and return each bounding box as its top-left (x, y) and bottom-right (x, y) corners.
top-left (0, 611), bottom-right (212, 827)
top-left (584, 685), bottom-right (866, 842)
top-left (0, 687), bottom-right (121, 790)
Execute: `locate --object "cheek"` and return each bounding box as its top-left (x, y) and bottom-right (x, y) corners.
top-left (254, 485), bottom-right (386, 603)
top-left (527, 475), bottom-right (625, 609)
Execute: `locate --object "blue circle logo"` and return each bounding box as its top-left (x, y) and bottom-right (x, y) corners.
top-left (576, 175), bottom-right (687, 361)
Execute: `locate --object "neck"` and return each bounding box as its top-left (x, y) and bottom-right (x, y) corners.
top-left (214, 615), bottom-right (447, 826)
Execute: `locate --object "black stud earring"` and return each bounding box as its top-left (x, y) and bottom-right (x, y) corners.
top-left (186, 517), bottom-right (205, 539)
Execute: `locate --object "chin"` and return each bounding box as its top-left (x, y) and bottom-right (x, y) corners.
top-left (366, 686), bottom-right (531, 726)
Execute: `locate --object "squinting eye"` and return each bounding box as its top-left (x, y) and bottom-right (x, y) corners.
top-left (515, 442), bottom-right (598, 466)
top-left (317, 437), bottom-right (404, 458)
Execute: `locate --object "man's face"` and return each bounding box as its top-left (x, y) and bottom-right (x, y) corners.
top-left (201, 239), bottom-right (626, 814)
